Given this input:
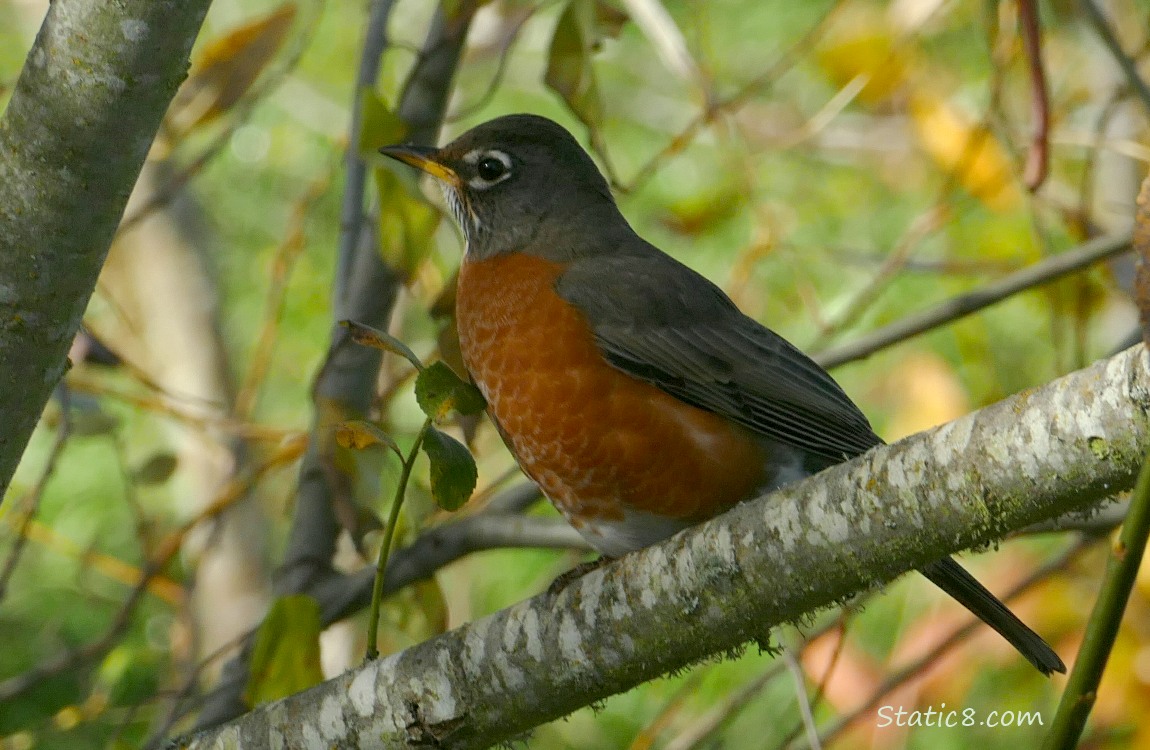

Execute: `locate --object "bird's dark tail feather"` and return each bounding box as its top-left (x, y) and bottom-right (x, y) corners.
top-left (920, 556), bottom-right (1065, 675)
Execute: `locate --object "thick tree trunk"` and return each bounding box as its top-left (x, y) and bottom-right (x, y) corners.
top-left (0, 0), bottom-right (214, 500)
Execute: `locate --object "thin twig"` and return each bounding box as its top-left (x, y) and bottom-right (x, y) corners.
top-left (365, 419), bottom-right (428, 660)
top-left (807, 205), bottom-right (949, 350)
top-left (1080, 0), bottom-right (1150, 116)
top-left (626, 672), bottom-right (705, 750)
top-left (664, 615), bottom-right (849, 750)
top-left (783, 650), bottom-right (822, 750)
top-left (117, 1), bottom-right (322, 233)
top-left (815, 233), bottom-right (1132, 369)
top-left (0, 441), bottom-right (300, 703)
top-left (334, 0), bottom-right (396, 298)
top-left (234, 163), bottom-right (336, 419)
top-left (0, 388), bottom-right (71, 600)
top-left (622, 1), bottom-right (846, 192)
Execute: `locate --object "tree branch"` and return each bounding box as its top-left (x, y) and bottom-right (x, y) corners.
top-left (177, 345), bottom-right (1150, 749)
top-left (0, 0), bottom-right (214, 500)
top-left (816, 233), bottom-right (1131, 368)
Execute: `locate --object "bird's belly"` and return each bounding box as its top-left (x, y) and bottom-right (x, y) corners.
top-left (457, 252), bottom-right (769, 555)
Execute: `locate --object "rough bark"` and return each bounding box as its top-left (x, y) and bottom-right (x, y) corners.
top-left (0, 0), bottom-right (214, 500)
top-left (177, 345), bottom-right (1150, 749)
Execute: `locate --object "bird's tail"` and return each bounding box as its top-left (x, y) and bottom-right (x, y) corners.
top-left (920, 556), bottom-right (1065, 675)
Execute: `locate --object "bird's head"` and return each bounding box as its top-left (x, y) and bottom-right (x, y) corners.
top-left (380, 114), bottom-right (621, 261)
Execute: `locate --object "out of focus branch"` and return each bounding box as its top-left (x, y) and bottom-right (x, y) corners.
top-left (816, 233), bottom-right (1131, 369)
top-left (193, 0), bottom-right (482, 731)
top-left (1080, 0), bottom-right (1150, 115)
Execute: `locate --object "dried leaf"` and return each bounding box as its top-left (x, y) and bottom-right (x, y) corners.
top-left (169, 3), bottom-right (297, 134)
top-left (336, 420), bottom-right (402, 458)
top-left (420, 426), bottom-right (477, 512)
top-left (340, 320), bottom-right (424, 371)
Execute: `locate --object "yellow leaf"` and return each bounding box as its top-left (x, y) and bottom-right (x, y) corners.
top-left (816, 8), bottom-right (912, 105)
top-left (909, 93), bottom-right (1021, 212)
top-left (336, 420), bottom-right (401, 457)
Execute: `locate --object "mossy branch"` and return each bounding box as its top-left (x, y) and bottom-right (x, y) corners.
top-left (178, 346), bottom-right (1150, 749)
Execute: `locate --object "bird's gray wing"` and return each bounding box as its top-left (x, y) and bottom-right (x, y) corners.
top-left (555, 249), bottom-right (881, 463)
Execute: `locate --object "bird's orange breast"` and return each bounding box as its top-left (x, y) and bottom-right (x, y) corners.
top-left (456, 251), bottom-right (767, 537)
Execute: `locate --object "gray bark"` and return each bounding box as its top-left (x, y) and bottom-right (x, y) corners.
top-left (0, 0), bottom-right (214, 500)
top-left (178, 345), bottom-right (1150, 749)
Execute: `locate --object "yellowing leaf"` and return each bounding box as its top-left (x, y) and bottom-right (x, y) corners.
top-left (421, 426), bottom-right (477, 512)
top-left (375, 166), bottom-right (442, 281)
top-left (244, 595), bottom-right (324, 707)
top-left (545, 0), bottom-right (603, 128)
top-left (169, 3), bottom-right (298, 135)
top-left (414, 361), bottom-right (486, 421)
top-left (909, 93), bottom-right (1021, 212)
top-left (336, 420), bottom-right (402, 458)
top-left (816, 8), bottom-right (912, 105)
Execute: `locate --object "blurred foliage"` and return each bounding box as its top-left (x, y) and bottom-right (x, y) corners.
top-left (1, 0), bottom-right (1149, 748)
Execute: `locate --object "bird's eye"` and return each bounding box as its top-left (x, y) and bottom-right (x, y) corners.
top-left (477, 156), bottom-right (507, 181)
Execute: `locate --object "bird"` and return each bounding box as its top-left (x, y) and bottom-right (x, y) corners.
top-left (380, 113), bottom-right (1065, 676)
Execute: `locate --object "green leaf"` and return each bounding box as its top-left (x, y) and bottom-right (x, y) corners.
top-left (133, 453), bottom-right (178, 485)
top-left (545, 0), bottom-right (603, 128)
top-left (420, 426), bottom-right (477, 511)
top-left (414, 361), bottom-right (487, 420)
top-left (358, 88), bottom-right (407, 155)
top-left (244, 595), bottom-right (325, 706)
top-left (374, 165), bottom-right (442, 280)
top-left (340, 320), bottom-right (424, 370)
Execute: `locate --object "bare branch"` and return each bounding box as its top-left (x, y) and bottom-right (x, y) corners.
top-left (1080, 0), bottom-right (1150, 115)
top-left (816, 233), bottom-right (1131, 369)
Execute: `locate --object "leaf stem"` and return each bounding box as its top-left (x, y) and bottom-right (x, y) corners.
top-left (364, 417), bottom-right (431, 660)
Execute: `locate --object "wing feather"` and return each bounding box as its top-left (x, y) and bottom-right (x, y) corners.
top-left (556, 249), bottom-right (881, 462)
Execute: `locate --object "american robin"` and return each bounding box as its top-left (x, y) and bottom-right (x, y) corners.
top-left (380, 114), bottom-right (1065, 675)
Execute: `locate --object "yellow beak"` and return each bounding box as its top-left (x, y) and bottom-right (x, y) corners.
top-left (379, 145), bottom-right (460, 187)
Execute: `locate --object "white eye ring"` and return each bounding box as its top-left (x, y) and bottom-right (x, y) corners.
top-left (464, 149), bottom-right (512, 189)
